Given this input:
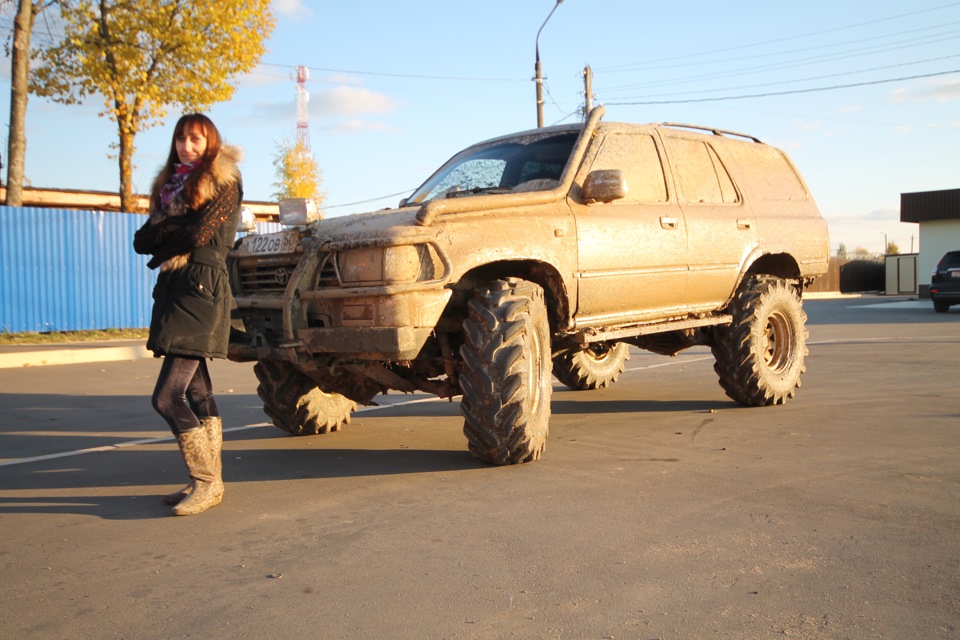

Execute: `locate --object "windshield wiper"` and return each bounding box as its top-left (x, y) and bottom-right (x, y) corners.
top-left (445, 186), bottom-right (512, 199)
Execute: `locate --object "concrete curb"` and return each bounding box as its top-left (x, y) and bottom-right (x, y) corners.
top-left (0, 344), bottom-right (152, 369)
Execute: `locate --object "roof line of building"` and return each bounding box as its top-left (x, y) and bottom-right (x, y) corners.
top-left (0, 186), bottom-right (279, 221)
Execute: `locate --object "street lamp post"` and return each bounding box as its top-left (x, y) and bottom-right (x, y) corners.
top-left (535, 0), bottom-right (563, 128)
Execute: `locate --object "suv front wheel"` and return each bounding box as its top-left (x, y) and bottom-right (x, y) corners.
top-left (711, 275), bottom-right (809, 406)
top-left (553, 341), bottom-right (630, 390)
top-left (459, 278), bottom-right (552, 465)
top-left (254, 360), bottom-right (357, 436)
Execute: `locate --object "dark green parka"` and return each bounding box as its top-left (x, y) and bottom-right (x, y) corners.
top-left (133, 146), bottom-right (243, 359)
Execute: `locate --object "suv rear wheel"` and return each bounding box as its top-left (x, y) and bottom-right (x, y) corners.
top-left (459, 278), bottom-right (552, 464)
top-left (711, 275), bottom-right (808, 406)
top-left (553, 341), bottom-right (630, 390)
top-left (254, 360), bottom-right (357, 436)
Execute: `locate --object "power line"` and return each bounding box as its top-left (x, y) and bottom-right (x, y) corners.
top-left (597, 2), bottom-right (960, 72)
top-left (325, 189), bottom-right (414, 210)
top-left (701, 102), bottom-right (960, 131)
top-left (605, 69), bottom-right (960, 106)
top-left (604, 20), bottom-right (960, 80)
top-left (260, 62), bottom-right (526, 84)
top-left (610, 54), bottom-right (960, 101)
top-left (602, 28), bottom-right (960, 94)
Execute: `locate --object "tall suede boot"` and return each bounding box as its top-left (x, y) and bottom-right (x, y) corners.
top-left (171, 425), bottom-right (224, 516)
top-left (163, 417), bottom-right (222, 505)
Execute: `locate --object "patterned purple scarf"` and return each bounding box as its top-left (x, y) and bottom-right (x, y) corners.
top-left (159, 162), bottom-right (195, 209)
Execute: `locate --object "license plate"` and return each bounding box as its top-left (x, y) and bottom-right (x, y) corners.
top-left (951, 271), bottom-right (960, 278)
top-left (237, 229), bottom-right (299, 256)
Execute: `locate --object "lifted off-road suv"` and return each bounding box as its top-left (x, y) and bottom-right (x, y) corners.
top-left (228, 106), bottom-right (829, 465)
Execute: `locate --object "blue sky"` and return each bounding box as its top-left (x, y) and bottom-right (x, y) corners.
top-left (3, 0), bottom-right (959, 255)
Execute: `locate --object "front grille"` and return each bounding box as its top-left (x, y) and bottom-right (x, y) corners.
top-left (237, 255), bottom-right (300, 294)
top-left (315, 252), bottom-right (339, 288)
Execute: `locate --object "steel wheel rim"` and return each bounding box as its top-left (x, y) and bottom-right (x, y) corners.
top-left (763, 311), bottom-right (793, 373)
top-left (529, 328), bottom-right (544, 415)
top-left (586, 343), bottom-right (613, 363)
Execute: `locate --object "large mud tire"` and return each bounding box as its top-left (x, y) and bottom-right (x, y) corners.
top-left (460, 278), bottom-right (552, 465)
top-left (254, 360), bottom-right (357, 436)
top-left (553, 341), bottom-right (630, 391)
top-left (711, 275), bottom-right (808, 406)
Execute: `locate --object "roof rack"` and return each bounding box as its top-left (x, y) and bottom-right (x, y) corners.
top-left (660, 122), bottom-right (763, 144)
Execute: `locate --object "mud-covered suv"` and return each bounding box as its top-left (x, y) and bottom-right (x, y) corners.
top-left (228, 106), bottom-right (829, 465)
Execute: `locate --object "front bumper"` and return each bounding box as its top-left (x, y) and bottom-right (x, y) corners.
top-left (229, 325), bottom-right (435, 363)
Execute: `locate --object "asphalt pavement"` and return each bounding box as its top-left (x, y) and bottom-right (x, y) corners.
top-left (0, 292), bottom-right (957, 640)
top-left (0, 293), bottom-right (929, 370)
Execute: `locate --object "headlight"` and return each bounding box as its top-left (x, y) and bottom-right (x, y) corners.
top-left (338, 248), bottom-right (382, 283)
top-left (338, 245), bottom-right (433, 284)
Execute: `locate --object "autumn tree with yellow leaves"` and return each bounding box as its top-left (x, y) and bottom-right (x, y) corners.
top-left (272, 140), bottom-right (326, 214)
top-left (31, 0), bottom-right (275, 212)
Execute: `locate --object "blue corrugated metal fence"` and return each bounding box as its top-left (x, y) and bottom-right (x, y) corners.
top-left (0, 206), bottom-right (280, 334)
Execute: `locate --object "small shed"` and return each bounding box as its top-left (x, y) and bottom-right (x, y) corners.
top-left (884, 253), bottom-right (918, 295)
top-left (900, 188), bottom-right (960, 297)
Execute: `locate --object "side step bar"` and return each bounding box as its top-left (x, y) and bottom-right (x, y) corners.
top-left (571, 314), bottom-right (732, 345)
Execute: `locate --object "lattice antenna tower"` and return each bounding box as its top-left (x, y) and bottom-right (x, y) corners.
top-left (295, 65), bottom-right (311, 150)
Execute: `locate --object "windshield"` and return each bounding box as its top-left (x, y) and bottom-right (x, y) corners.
top-left (407, 131), bottom-right (580, 205)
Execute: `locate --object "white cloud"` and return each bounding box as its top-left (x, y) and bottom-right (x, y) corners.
top-left (323, 119), bottom-right (399, 136)
top-left (237, 65), bottom-right (289, 89)
top-left (243, 81), bottom-right (400, 136)
top-left (311, 85), bottom-right (400, 118)
top-left (327, 74), bottom-right (365, 86)
top-left (890, 78), bottom-right (960, 104)
top-left (865, 207), bottom-right (899, 222)
top-left (272, 0), bottom-right (311, 18)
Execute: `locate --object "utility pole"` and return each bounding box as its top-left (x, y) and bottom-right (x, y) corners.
top-left (582, 65), bottom-right (593, 119)
top-left (534, 0), bottom-right (563, 128)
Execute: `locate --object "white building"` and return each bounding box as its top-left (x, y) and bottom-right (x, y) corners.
top-left (900, 188), bottom-right (960, 297)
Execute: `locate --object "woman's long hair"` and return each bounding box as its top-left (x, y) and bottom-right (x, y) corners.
top-left (161, 113), bottom-right (224, 209)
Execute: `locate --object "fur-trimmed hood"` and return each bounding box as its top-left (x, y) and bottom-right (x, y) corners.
top-left (150, 145), bottom-right (243, 222)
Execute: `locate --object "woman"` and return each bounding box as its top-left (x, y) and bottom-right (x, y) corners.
top-left (133, 113), bottom-right (243, 516)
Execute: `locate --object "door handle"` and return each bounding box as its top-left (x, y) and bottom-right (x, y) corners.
top-left (737, 219), bottom-right (752, 230)
top-left (660, 216), bottom-right (678, 230)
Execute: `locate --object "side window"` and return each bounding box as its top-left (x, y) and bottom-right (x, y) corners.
top-left (943, 252), bottom-right (960, 269)
top-left (724, 143), bottom-right (808, 202)
top-left (666, 137), bottom-right (739, 205)
top-left (419, 159), bottom-right (505, 201)
top-left (590, 133), bottom-right (668, 204)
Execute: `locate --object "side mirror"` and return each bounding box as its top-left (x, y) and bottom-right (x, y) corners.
top-left (582, 169), bottom-right (627, 204)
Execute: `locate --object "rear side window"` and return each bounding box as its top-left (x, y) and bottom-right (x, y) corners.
top-left (664, 137), bottom-right (739, 205)
top-left (589, 132), bottom-right (668, 203)
top-left (724, 143), bottom-right (809, 202)
top-left (939, 252), bottom-right (960, 269)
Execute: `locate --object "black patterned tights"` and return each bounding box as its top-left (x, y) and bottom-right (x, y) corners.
top-left (151, 355), bottom-right (219, 435)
